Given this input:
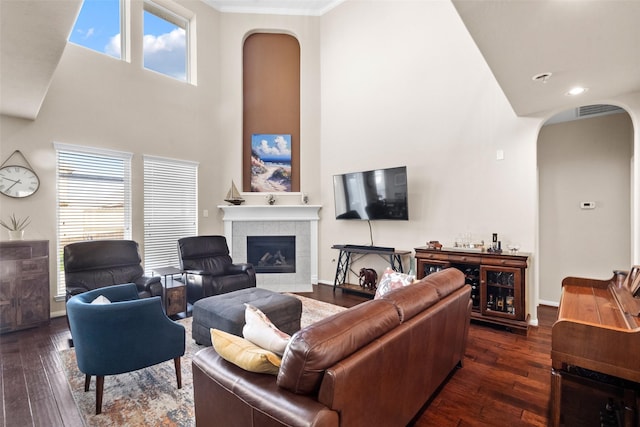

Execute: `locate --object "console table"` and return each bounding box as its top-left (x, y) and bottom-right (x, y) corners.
top-left (332, 244), bottom-right (411, 296)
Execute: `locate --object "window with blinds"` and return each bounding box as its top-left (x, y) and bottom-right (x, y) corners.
top-left (143, 155), bottom-right (198, 274)
top-left (55, 143), bottom-right (132, 298)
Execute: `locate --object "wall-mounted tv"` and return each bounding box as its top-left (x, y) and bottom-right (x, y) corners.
top-left (333, 166), bottom-right (409, 220)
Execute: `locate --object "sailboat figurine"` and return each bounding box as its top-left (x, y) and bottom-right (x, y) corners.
top-left (224, 181), bottom-right (245, 205)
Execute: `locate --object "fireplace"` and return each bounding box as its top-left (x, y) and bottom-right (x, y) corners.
top-left (220, 204), bottom-right (320, 292)
top-left (247, 235), bottom-right (296, 274)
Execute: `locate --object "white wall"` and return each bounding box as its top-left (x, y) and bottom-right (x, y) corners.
top-left (318, 0), bottom-right (541, 320)
top-left (538, 113), bottom-right (633, 304)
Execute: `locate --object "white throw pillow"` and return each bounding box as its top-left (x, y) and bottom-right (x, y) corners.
top-left (242, 304), bottom-right (290, 356)
top-left (90, 294), bottom-right (111, 305)
top-left (374, 267), bottom-right (416, 299)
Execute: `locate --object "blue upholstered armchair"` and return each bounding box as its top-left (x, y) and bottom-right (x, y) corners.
top-left (66, 283), bottom-right (185, 415)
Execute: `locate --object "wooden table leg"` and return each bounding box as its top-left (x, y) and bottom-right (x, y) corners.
top-left (550, 367), bottom-right (563, 427)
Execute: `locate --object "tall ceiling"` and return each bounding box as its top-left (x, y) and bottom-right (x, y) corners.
top-left (451, 0), bottom-right (640, 116)
top-left (1, 0), bottom-right (639, 120)
top-left (0, 0), bottom-right (83, 120)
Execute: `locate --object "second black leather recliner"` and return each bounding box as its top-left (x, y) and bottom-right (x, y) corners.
top-left (177, 235), bottom-right (256, 305)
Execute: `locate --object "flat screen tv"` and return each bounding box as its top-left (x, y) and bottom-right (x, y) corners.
top-left (333, 166), bottom-right (409, 220)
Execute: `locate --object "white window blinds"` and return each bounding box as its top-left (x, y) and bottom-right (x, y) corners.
top-left (55, 143), bottom-right (132, 298)
top-left (143, 155), bottom-right (198, 274)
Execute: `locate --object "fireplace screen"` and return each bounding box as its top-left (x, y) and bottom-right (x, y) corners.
top-left (247, 235), bottom-right (296, 274)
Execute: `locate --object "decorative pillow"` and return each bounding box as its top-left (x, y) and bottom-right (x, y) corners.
top-left (211, 329), bottom-right (281, 375)
top-left (374, 267), bottom-right (416, 299)
top-left (243, 304), bottom-right (290, 356)
top-left (90, 295), bottom-right (111, 305)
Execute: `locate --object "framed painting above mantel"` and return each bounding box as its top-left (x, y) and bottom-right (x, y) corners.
top-left (250, 134), bottom-right (292, 192)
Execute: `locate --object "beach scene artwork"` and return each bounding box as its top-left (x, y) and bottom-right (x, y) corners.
top-left (251, 134), bottom-right (292, 192)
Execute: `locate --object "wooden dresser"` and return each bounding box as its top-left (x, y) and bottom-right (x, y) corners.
top-left (0, 240), bottom-right (50, 334)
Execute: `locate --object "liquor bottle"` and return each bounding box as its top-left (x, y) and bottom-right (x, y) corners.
top-left (496, 295), bottom-right (504, 311)
top-left (487, 294), bottom-right (494, 310)
top-left (506, 290), bottom-right (514, 314)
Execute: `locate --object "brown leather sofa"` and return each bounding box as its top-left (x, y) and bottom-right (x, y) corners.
top-left (192, 268), bottom-right (472, 427)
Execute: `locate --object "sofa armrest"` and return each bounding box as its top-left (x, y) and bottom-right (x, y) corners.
top-left (137, 275), bottom-right (161, 287)
top-left (226, 263), bottom-right (254, 275)
top-left (135, 275), bottom-right (162, 296)
top-left (65, 285), bottom-right (88, 300)
top-left (193, 348), bottom-right (338, 427)
top-left (184, 269), bottom-right (212, 276)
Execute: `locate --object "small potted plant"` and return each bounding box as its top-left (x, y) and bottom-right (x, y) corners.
top-left (1, 214), bottom-right (30, 240)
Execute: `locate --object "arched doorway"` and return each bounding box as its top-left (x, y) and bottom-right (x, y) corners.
top-left (537, 104), bottom-right (634, 305)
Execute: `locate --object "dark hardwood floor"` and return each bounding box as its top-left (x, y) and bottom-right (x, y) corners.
top-left (0, 284), bottom-right (571, 426)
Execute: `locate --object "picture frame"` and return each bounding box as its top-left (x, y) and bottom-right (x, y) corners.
top-left (250, 134), bottom-right (292, 192)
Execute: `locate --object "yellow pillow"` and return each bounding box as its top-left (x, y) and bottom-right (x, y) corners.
top-left (210, 329), bottom-right (281, 375)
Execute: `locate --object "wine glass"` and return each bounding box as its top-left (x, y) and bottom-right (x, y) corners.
top-left (507, 242), bottom-right (520, 253)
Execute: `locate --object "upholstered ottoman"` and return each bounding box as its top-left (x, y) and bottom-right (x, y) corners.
top-left (192, 287), bottom-right (302, 346)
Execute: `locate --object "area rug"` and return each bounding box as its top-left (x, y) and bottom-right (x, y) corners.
top-left (59, 294), bottom-right (347, 427)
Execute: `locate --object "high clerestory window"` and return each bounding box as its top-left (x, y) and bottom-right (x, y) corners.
top-left (143, 2), bottom-right (188, 81)
top-left (69, 0), bottom-right (195, 83)
top-left (68, 0), bottom-right (122, 60)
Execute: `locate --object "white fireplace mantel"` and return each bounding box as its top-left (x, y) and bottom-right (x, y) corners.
top-left (218, 205), bottom-right (321, 222)
top-left (218, 205), bottom-right (321, 292)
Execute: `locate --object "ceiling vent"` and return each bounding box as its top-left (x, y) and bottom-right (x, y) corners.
top-left (544, 104), bottom-right (626, 126)
top-left (578, 104), bottom-right (625, 118)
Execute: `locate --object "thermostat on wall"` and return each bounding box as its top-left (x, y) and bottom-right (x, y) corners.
top-left (580, 201), bottom-right (596, 210)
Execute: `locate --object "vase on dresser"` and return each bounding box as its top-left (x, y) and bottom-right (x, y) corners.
top-left (8, 230), bottom-right (24, 240)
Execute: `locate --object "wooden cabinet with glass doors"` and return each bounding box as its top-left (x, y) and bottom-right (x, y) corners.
top-left (414, 246), bottom-right (529, 334)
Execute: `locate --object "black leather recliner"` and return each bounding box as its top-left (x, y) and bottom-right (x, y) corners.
top-left (177, 235), bottom-right (256, 305)
top-left (63, 240), bottom-right (162, 301)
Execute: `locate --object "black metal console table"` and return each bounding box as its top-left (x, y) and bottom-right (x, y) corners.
top-left (332, 244), bottom-right (412, 296)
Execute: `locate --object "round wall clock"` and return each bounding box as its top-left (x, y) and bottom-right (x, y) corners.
top-left (0, 150), bottom-right (40, 198)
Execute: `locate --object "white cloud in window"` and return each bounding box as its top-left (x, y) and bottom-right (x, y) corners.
top-left (105, 33), bottom-right (121, 58)
top-left (74, 27), bottom-right (95, 40)
top-left (143, 28), bottom-right (186, 80)
top-left (80, 28), bottom-right (95, 39)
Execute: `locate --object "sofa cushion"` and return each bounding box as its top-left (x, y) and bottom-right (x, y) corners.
top-left (211, 329), bottom-right (281, 375)
top-left (90, 295), bottom-right (111, 305)
top-left (381, 268), bottom-right (465, 322)
top-left (277, 299), bottom-right (399, 395)
top-left (243, 304), bottom-right (290, 356)
top-left (381, 281), bottom-right (440, 322)
top-left (374, 267), bottom-right (416, 299)
top-left (422, 267), bottom-right (466, 299)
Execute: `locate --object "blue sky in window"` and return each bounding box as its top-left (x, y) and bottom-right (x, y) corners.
top-left (69, 0), bottom-right (186, 80)
top-left (68, 0), bottom-right (120, 58)
top-left (143, 11), bottom-right (186, 80)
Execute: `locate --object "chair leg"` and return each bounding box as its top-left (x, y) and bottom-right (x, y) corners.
top-left (95, 376), bottom-right (104, 415)
top-left (174, 357), bottom-right (182, 389)
top-left (84, 374), bottom-right (91, 392)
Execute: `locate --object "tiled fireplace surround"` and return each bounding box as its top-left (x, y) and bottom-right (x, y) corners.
top-left (218, 205), bottom-right (321, 293)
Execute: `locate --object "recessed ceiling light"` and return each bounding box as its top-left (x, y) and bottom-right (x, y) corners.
top-left (567, 86), bottom-right (588, 96)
